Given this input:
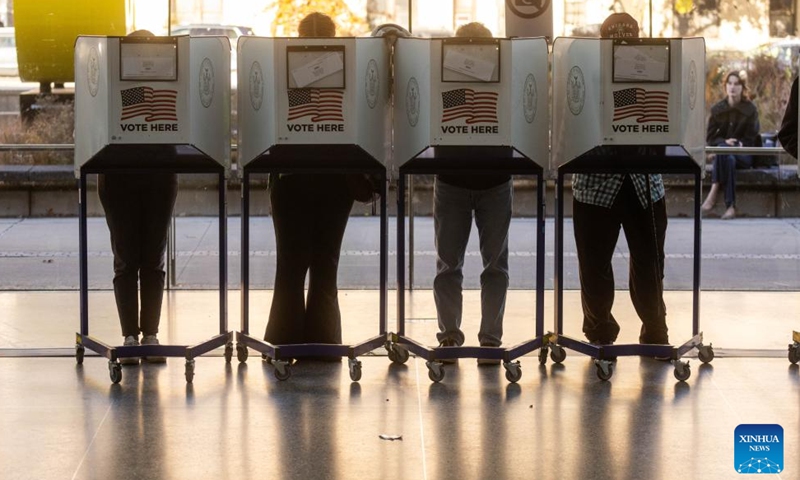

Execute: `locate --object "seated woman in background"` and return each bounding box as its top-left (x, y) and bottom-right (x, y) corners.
top-left (702, 71), bottom-right (761, 220)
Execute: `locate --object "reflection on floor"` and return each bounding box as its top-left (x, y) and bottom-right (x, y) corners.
top-left (0, 290), bottom-right (798, 479)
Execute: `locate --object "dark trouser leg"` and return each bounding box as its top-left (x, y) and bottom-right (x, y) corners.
top-left (622, 195), bottom-right (669, 344)
top-left (138, 174), bottom-right (178, 336)
top-left (265, 175), bottom-right (313, 345)
top-left (573, 198), bottom-right (622, 344)
top-left (99, 174), bottom-right (141, 338)
top-left (713, 154), bottom-right (737, 208)
top-left (304, 175), bottom-right (354, 344)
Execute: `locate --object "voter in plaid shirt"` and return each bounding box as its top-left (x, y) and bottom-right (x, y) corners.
top-left (571, 13), bottom-right (669, 347)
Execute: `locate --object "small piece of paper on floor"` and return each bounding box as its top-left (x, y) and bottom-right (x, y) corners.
top-left (379, 434), bottom-right (403, 441)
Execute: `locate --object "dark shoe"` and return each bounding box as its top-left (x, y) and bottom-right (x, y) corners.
top-left (437, 338), bottom-right (459, 364)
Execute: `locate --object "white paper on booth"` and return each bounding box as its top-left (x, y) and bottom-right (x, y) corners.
top-left (120, 43), bottom-right (177, 80)
top-left (443, 50), bottom-right (496, 82)
top-left (613, 45), bottom-right (668, 82)
top-left (291, 52), bottom-right (344, 88)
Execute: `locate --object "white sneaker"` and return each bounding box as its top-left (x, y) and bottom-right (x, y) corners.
top-left (141, 334), bottom-right (167, 363)
top-left (119, 335), bottom-right (140, 365)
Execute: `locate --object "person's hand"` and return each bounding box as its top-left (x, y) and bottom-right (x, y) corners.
top-left (725, 138), bottom-right (739, 146)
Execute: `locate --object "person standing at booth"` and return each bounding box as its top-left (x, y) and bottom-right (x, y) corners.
top-left (263, 12), bottom-right (356, 356)
top-left (432, 22), bottom-right (512, 364)
top-left (571, 13), bottom-right (670, 348)
top-left (99, 30), bottom-right (179, 364)
top-left (702, 71), bottom-right (761, 220)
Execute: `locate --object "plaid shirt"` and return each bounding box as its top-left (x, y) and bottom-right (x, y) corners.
top-left (572, 173), bottom-right (665, 209)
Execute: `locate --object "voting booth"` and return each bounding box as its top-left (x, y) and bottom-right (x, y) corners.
top-left (235, 36), bottom-right (391, 381)
top-left (389, 37), bottom-right (550, 384)
top-left (552, 37), bottom-right (704, 171)
top-left (549, 37), bottom-right (714, 382)
top-left (393, 36), bottom-right (549, 174)
top-left (237, 36), bottom-right (389, 169)
top-left (73, 35), bottom-right (233, 384)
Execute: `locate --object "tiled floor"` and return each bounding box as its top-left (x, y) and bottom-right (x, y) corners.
top-left (0, 290), bottom-right (798, 479)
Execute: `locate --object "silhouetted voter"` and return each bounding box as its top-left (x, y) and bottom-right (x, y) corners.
top-left (571, 13), bottom-right (669, 348)
top-left (432, 22), bottom-right (512, 365)
top-left (98, 30), bottom-right (178, 364)
top-left (263, 13), bottom-right (356, 357)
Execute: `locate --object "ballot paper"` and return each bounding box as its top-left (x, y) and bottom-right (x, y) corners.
top-left (613, 44), bottom-right (669, 83)
top-left (443, 49), bottom-right (497, 82)
top-left (120, 42), bottom-right (177, 81)
top-left (291, 52), bottom-right (344, 88)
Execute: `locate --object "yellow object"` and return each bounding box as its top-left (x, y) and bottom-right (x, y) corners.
top-left (675, 0), bottom-right (694, 15)
top-left (14, 0), bottom-right (127, 83)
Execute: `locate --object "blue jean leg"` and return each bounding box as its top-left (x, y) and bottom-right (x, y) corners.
top-left (433, 179), bottom-right (512, 347)
top-left (711, 154), bottom-right (753, 208)
top-left (433, 180), bottom-right (473, 346)
top-left (474, 181), bottom-right (512, 347)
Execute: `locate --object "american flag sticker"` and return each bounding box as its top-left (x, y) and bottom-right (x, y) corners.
top-left (288, 88), bottom-right (344, 122)
top-left (441, 88), bottom-right (498, 124)
top-left (120, 86), bottom-right (178, 122)
top-left (613, 88), bottom-right (669, 123)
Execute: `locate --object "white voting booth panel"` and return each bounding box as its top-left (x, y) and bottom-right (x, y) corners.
top-left (236, 37), bottom-right (389, 169)
top-left (393, 37), bottom-right (549, 171)
top-left (74, 35), bottom-right (231, 175)
top-left (551, 37), bottom-right (705, 169)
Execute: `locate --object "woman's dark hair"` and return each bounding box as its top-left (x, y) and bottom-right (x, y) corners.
top-left (298, 12), bottom-right (336, 38)
top-left (726, 71), bottom-right (750, 101)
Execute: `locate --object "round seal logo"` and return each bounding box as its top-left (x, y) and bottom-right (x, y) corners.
top-left (249, 61), bottom-right (264, 111)
top-left (406, 77), bottom-right (420, 127)
top-left (506, 0), bottom-right (551, 19)
top-left (199, 57), bottom-right (214, 108)
top-left (523, 73), bottom-right (537, 123)
top-left (365, 59), bottom-right (379, 109)
top-left (566, 65), bottom-right (585, 116)
top-left (87, 46), bottom-right (100, 97)
top-left (688, 60), bottom-right (698, 111)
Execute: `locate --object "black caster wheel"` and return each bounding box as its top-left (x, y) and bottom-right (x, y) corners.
top-left (76, 345), bottom-right (85, 365)
top-left (788, 346), bottom-right (799, 365)
top-left (595, 361), bottom-right (613, 381)
top-left (349, 360), bottom-right (362, 382)
top-left (426, 361), bottom-right (445, 383)
top-left (273, 361), bottom-right (291, 381)
top-left (185, 359), bottom-right (195, 383)
top-left (538, 346), bottom-right (549, 365)
top-left (674, 362), bottom-right (691, 382)
top-left (236, 344), bottom-right (249, 363)
top-left (550, 346), bottom-right (567, 364)
top-left (388, 345), bottom-right (410, 365)
top-left (224, 343), bottom-right (233, 363)
top-left (504, 362), bottom-right (522, 383)
top-left (698, 345), bottom-right (714, 364)
top-left (109, 362), bottom-right (122, 384)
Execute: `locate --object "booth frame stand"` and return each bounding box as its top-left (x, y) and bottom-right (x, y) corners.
top-left (234, 146), bottom-right (389, 382)
top-left (390, 146), bottom-right (546, 384)
top-left (549, 151), bottom-right (714, 382)
top-left (75, 154), bottom-right (232, 385)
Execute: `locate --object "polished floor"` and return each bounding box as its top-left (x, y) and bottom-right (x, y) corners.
top-left (0, 290), bottom-right (798, 480)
